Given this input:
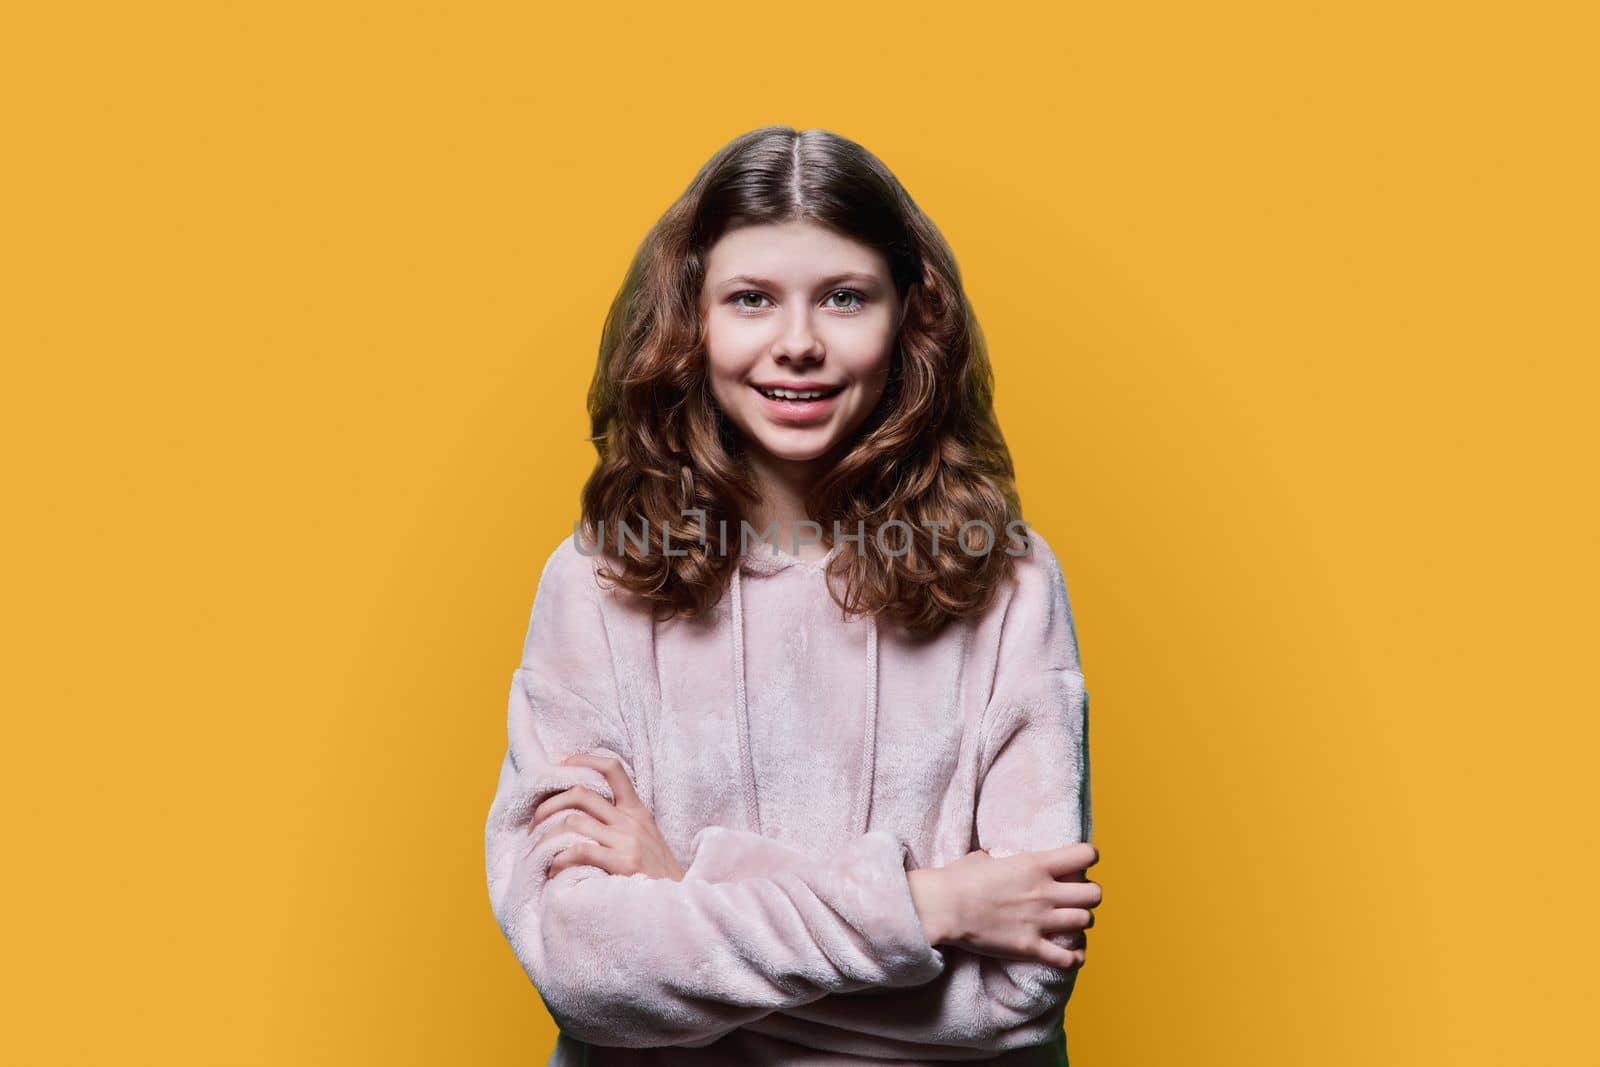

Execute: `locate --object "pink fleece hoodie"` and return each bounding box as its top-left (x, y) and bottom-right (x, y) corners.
top-left (484, 524), bottom-right (1093, 1064)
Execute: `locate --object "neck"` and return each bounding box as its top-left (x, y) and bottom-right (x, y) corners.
top-left (743, 448), bottom-right (828, 558)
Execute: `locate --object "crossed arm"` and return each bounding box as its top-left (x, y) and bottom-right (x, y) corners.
top-left (485, 534), bottom-right (1091, 1054)
top-left (681, 706), bottom-right (1092, 1061)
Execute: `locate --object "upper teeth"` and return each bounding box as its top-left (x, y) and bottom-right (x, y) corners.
top-left (759, 386), bottom-right (835, 399)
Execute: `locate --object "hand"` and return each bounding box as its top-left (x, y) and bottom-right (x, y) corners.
top-left (534, 753), bottom-right (688, 882)
top-left (916, 841), bottom-right (1101, 970)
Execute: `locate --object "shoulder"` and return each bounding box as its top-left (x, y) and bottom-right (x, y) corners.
top-left (993, 522), bottom-right (1069, 617)
top-left (520, 531), bottom-right (613, 664)
top-left (534, 529), bottom-right (610, 606)
top-left (982, 522), bottom-right (1082, 669)
top-left (1005, 523), bottom-right (1065, 579)
top-left (518, 531), bottom-right (626, 685)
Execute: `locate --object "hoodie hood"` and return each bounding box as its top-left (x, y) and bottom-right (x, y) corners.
top-left (729, 542), bottom-right (879, 839)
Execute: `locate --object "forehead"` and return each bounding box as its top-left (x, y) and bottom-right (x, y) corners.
top-left (703, 220), bottom-right (889, 284)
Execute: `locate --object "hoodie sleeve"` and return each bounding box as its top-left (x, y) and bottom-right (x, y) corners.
top-left (722, 532), bottom-right (1094, 1057)
top-left (483, 535), bottom-right (948, 1050)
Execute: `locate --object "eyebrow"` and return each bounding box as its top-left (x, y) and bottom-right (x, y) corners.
top-left (716, 272), bottom-right (883, 291)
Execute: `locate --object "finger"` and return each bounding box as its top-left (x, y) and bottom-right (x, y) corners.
top-left (530, 787), bottom-right (611, 836)
top-left (1041, 906), bottom-right (1096, 936)
top-left (1044, 928), bottom-right (1086, 950)
top-left (1042, 841), bottom-right (1099, 878)
top-left (528, 804), bottom-right (591, 850)
top-left (1048, 878), bottom-right (1103, 909)
top-left (546, 841), bottom-right (590, 878)
top-left (561, 752), bottom-right (644, 810)
top-left (1035, 937), bottom-right (1085, 970)
top-left (530, 783), bottom-right (620, 832)
top-left (551, 810), bottom-right (629, 853)
top-left (547, 840), bottom-right (622, 879)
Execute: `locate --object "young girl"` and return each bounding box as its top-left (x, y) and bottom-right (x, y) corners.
top-left (485, 126), bottom-right (1102, 1065)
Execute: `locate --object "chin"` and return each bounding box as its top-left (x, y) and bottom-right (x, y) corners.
top-left (747, 435), bottom-right (841, 464)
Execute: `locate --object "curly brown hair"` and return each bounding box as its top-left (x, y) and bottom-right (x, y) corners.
top-left (578, 125), bottom-right (1029, 636)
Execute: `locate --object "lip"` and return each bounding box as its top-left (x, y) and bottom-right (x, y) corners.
top-left (749, 382), bottom-right (845, 425)
top-left (751, 380), bottom-right (847, 393)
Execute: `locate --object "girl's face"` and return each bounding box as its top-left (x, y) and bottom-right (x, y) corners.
top-left (700, 219), bottom-right (899, 477)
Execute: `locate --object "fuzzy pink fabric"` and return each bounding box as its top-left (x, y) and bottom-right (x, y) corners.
top-left (484, 526), bottom-right (1092, 1064)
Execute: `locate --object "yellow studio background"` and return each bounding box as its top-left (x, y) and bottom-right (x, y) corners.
top-left (3, 2), bottom-right (1594, 1063)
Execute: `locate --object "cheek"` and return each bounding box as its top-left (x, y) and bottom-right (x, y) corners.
top-left (701, 333), bottom-right (736, 382)
top-left (829, 321), bottom-right (896, 384)
top-left (701, 321), bottom-right (757, 413)
top-left (703, 313), bottom-right (763, 373)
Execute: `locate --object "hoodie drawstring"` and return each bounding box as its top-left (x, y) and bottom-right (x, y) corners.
top-left (730, 563), bottom-right (878, 839)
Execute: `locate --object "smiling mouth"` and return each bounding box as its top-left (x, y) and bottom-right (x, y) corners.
top-left (752, 384), bottom-right (846, 401)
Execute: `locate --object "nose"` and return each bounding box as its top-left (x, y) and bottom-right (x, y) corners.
top-left (771, 306), bottom-right (824, 363)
